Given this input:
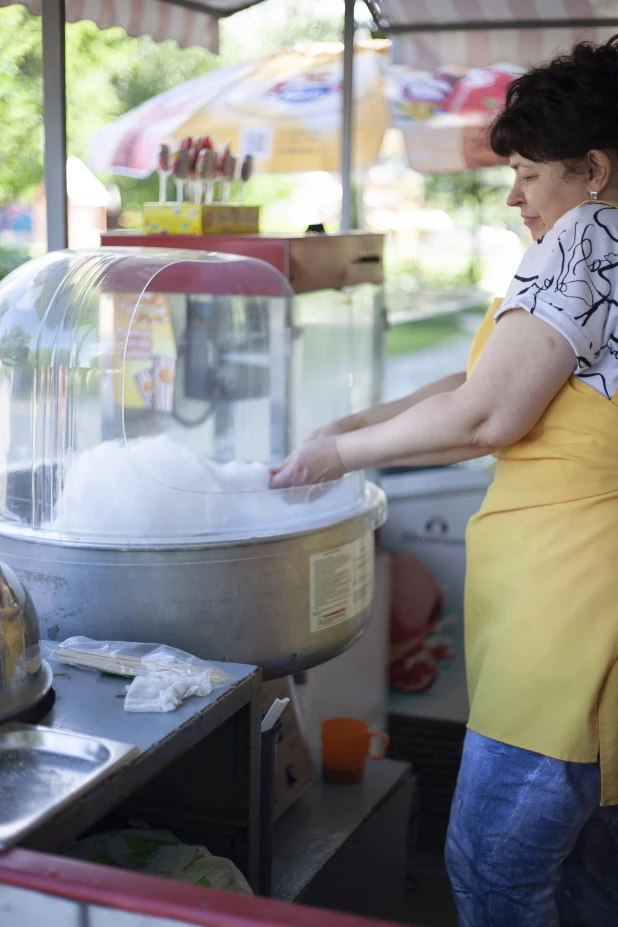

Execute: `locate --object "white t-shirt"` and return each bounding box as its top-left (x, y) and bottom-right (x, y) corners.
top-left (497, 201), bottom-right (618, 399)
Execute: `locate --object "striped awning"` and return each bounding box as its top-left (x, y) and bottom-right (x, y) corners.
top-left (365, 0), bottom-right (618, 68)
top-left (0, 0), bottom-right (267, 52)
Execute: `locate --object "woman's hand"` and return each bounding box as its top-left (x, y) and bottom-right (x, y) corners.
top-left (269, 436), bottom-right (346, 489)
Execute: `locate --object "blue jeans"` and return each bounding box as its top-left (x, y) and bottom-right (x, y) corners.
top-left (445, 730), bottom-right (618, 926)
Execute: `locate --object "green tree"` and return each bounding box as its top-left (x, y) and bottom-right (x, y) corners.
top-left (219, 0), bottom-right (343, 61)
top-left (0, 1), bottom-right (346, 213)
top-left (0, 8), bottom-right (44, 204)
top-left (0, 6), bottom-right (220, 207)
top-left (423, 169), bottom-right (513, 283)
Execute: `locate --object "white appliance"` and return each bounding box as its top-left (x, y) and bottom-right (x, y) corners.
top-left (379, 463), bottom-right (492, 724)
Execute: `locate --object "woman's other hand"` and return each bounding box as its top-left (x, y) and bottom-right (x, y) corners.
top-left (269, 436), bottom-right (346, 489)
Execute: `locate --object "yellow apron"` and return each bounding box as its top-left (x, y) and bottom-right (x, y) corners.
top-left (466, 282), bottom-right (618, 805)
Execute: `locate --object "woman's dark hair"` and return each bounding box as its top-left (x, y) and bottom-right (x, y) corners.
top-left (490, 35), bottom-right (618, 166)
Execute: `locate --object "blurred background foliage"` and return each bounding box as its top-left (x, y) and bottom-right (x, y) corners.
top-left (0, 2), bottom-right (344, 210)
top-left (0, 1), bottom-right (520, 296)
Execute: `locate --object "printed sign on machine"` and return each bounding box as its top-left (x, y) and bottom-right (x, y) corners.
top-left (309, 534), bottom-right (374, 633)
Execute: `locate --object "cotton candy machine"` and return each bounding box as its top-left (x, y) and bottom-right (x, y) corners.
top-left (0, 250), bottom-right (385, 678)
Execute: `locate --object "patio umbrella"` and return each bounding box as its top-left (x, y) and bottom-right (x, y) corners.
top-left (385, 62), bottom-right (525, 173)
top-left (89, 42), bottom-right (522, 179)
top-left (89, 40), bottom-right (393, 177)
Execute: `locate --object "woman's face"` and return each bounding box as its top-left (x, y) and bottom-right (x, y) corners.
top-left (506, 156), bottom-right (589, 240)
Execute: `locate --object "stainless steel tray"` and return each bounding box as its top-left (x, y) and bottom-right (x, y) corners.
top-left (0, 723), bottom-right (139, 849)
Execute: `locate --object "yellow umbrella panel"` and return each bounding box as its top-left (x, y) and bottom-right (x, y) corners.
top-left (176, 42), bottom-right (392, 174)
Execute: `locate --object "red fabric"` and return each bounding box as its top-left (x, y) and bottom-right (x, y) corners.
top-left (389, 551), bottom-right (444, 646)
top-left (389, 551), bottom-right (451, 695)
top-left (447, 68), bottom-right (515, 116)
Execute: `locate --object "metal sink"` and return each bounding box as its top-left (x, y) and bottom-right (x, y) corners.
top-left (0, 723), bottom-right (138, 849)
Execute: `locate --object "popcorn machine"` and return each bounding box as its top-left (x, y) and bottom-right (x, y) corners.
top-left (101, 230), bottom-right (387, 449)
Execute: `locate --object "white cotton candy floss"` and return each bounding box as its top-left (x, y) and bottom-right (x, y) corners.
top-left (47, 435), bottom-right (363, 542)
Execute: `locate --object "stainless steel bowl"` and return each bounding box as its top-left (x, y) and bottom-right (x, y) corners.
top-left (0, 483), bottom-right (386, 679)
top-left (0, 562), bottom-right (52, 722)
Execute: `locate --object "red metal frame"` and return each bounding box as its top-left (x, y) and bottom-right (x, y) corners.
top-left (102, 256), bottom-right (289, 297)
top-left (0, 848), bottom-right (413, 927)
top-left (102, 232), bottom-right (289, 277)
top-left (100, 231), bottom-right (384, 295)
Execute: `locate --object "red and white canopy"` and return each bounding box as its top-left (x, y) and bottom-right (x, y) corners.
top-left (0, 0), bottom-right (267, 52)
top-left (367, 0), bottom-right (618, 68)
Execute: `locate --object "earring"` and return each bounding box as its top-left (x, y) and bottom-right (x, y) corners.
top-left (590, 191), bottom-right (598, 201)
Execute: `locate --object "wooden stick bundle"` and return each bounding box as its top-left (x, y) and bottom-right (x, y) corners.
top-left (46, 644), bottom-right (231, 686)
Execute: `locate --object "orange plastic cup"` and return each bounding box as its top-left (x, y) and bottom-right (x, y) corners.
top-left (321, 718), bottom-right (390, 784)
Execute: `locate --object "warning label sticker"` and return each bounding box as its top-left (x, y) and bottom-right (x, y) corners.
top-left (309, 533), bottom-right (374, 633)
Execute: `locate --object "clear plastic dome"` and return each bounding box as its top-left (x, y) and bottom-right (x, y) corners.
top-left (0, 249), bottom-right (367, 546)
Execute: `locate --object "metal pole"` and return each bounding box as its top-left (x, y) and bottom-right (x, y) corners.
top-left (42, 0), bottom-right (68, 251)
top-left (341, 0), bottom-right (355, 232)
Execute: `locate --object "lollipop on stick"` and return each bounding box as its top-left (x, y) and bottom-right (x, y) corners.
top-left (194, 146), bottom-right (208, 204)
top-left (179, 137), bottom-right (196, 202)
top-left (214, 144), bottom-right (229, 201)
top-left (188, 143), bottom-right (201, 203)
top-left (221, 152), bottom-right (237, 204)
top-left (157, 144), bottom-right (171, 204)
top-left (172, 148), bottom-right (189, 202)
top-left (181, 137), bottom-right (193, 176)
top-left (239, 154), bottom-right (253, 204)
top-left (201, 147), bottom-right (217, 204)
top-left (195, 137), bottom-right (213, 201)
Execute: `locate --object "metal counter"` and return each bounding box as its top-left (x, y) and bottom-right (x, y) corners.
top-left (5, 660), bottom-right (262, 889)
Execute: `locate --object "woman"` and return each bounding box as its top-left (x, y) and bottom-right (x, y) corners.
top-left (270, 37), bottom-right (618, 926)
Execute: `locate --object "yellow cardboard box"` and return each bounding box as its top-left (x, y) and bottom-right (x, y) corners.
top-left (143, 203), bottom-right (202, 235)
top-left (143, 202), bottom-right (260, 236)
top-left (201, 205), bottom-right (260, 235)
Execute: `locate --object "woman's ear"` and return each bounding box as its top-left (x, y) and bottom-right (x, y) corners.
top-left (587, 149), bottom-right (613, 192)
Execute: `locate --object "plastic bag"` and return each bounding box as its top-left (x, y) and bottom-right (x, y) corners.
top-left (64, 828), bottom-right (253, 895)
top-left (41, 636), bottom-right (232, 688)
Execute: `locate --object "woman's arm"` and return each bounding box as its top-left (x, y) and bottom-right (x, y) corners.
top-left (305, 372), bottom-right (467, 438)
top-left (270, 310), bottom-right (576, 488)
